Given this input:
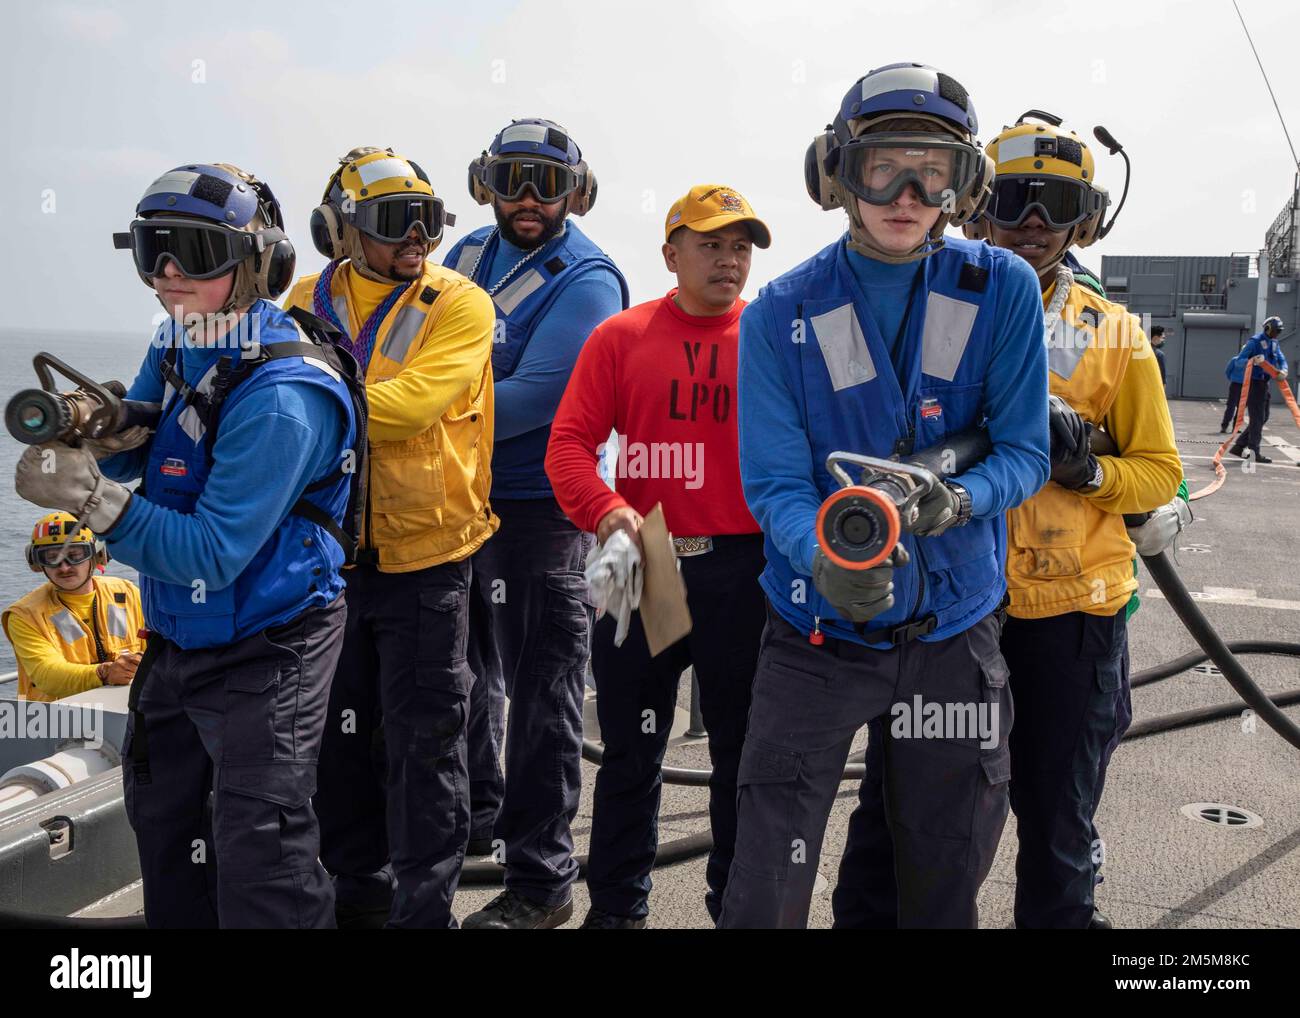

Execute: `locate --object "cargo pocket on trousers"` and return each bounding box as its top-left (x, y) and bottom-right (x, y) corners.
top-left (217, 760), bottom-right (317, 879)
top-left (408, 585), bottom-right (470, 746)
top-left (224, 661), bottom-right (281, 765)
top-left (1095, 655), bottom-right (1123, 694)
top-left (415, 586), bottom-right (470, 686)
top-left (535, 570), bottom-right (594, 674)
top-left (733, 738), bottom-right (803, 880)
top-left (978, 652), bottom-right (1012, 785)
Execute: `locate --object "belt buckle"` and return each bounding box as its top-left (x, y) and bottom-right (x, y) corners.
top-left (673, 535), bottom-right (713, 557)
top-left (887, 615), bottom-right (938, 645)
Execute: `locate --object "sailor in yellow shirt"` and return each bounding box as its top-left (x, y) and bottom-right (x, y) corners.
top-left (977, 113), bottom-right (1179, 928)
top-left (283, 147), bottom-right (497, 929)
top-left (2, 512), bottom-right (144, 701)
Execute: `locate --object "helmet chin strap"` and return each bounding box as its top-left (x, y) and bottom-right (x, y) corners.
top-left (836, 181), bottom-right (947, 264)
top-left (343, 225), bottom-right (423, 284)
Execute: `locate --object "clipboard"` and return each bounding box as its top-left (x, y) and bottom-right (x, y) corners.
top-left (638, 504), bottom-right (692, 657)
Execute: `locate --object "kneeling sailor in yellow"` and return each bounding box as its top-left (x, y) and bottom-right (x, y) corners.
top-left (2, 512), bottom-right (144, 701)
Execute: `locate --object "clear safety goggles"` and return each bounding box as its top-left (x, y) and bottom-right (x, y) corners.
top-left (484, 157), bottom-right (580, 203)
top-left (985, 175), bottom-right (1105, 230)
top-left (114, 218), bottom-right (285, 279)
top-left (347, 194), bottom-right (451, 244)
top-left (833, 134), bottom-right (981, 207)
top-left (35, 543), bottom-right (94, 568)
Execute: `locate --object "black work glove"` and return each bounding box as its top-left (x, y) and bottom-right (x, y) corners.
top-left (1047, 394), bottom-right (1101, 491)
top-left (812, 544), bottom-right (910, 624)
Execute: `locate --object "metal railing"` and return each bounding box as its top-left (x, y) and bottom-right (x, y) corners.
top-left (1177, 292), bottom-right (1228, 310)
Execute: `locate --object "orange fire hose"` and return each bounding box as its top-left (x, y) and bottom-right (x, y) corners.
top-left (1189, 360), bottom-right (1299, 501)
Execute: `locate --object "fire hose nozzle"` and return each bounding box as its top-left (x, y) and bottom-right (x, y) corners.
top-left (816, 426), bottom-right (994, 571)
top-left (4, 352), bottom-right (160, 447)
top-left (816, 452), bottom-right (938, 571)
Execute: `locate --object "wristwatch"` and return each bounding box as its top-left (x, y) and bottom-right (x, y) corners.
top-left (947, 481), bottom-right (973, 525)
top-left (1081, 459), bottom-right (1104, 493)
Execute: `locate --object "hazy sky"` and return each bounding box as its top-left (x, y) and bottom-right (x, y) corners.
top-left (3, 0), bottom-right (1298, 338)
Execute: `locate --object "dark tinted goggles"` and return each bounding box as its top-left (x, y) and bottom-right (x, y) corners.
top-left (985, 176), bottom-right (1101, 230)
top-left (485, 158), bottom-right (579, 203)
top-left (834, 135), bottom-right (979, 208)
top-left (35, 543), bottom-right (94, 567)
top-left (114, 219), bottom-right (274, 280)
top-left (349, 194), bottom-right (450, 244)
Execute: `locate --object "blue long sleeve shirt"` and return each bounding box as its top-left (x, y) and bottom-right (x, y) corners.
top-left (739, 246), bottom-right (1049, 579)
top-left (100, 316), bottom-right (348, 591)
top-left (1233, 332), bottom-right (1288, 383)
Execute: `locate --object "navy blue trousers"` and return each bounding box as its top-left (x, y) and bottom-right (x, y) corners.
top-left (586, 535), bottom-right (766, 922)
top-left (122, 596), bottom-right (344, 928)
top-left (315, 561), bottom-right (473, 928)
top-left (723, 607), bottom-right (1013, 929)
top-left (464, 497), bottom-right (593, 906)
top-left (830, 607), bottom-right (1129, 929)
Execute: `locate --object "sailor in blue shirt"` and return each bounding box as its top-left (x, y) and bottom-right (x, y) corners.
top-left (443, 119), bottom-right (627, 928)
top-left (16, 164), bottom-right (357, 928)
top-left (1228, 316), bottom-right (1289, 461)
top-left (718, 65), bottom-right (1049, 929)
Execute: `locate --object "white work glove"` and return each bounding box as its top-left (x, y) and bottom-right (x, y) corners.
top-left (584, 529), bottom-right (643, 647)
top-left (82, 425), bottom-right (151, 461)
top-left (1127, 496), bottom-right (1192, 557)
top-left (15, 442), bottom-right (133, 533)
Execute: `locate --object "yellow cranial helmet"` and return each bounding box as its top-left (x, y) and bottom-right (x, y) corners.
top-left (26, 512), bottom-right (106, 572)
top-left (309, 147), bottom-right (453, 279)
top-left (964, 111), bottom-right (1112, 250)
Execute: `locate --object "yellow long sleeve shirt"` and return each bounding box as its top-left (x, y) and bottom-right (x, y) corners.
top-left (7, 591), bottom-right (102, 700)
top-left (1087, 332), bottom-right (1183, 514)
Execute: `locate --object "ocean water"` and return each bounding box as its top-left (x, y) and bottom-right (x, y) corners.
top-left (0, 328), bottom-right (153, 673)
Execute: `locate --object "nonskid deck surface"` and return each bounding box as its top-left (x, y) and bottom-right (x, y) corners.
top-left (36, 399), bottom-right (1300, 928)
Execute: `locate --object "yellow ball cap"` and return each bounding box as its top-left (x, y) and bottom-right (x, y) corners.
top-left (665, 184), bottom-right (771, 248)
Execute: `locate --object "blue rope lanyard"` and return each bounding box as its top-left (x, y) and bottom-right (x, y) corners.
top-left (313, 259), bottom-right (411, 371)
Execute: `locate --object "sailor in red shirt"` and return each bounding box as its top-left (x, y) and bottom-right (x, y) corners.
top-left (546, 184), bottom-right (770, 928)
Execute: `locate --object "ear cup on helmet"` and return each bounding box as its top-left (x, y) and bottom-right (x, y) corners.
top-left (961, 214), bottom-right (990, 241)
top-left (467, 154), bottom-right (494, 206)
top-left (950, 151), bottom-right (995, 228)
top-left (805, 131), bottom-right (841, 210)
top-left (253, 237), bottom-right (297, 300)
top-left (569, 162), bottom-right (596, 216)
top-left (310, 204), bottom-right (346, 260)
top-left (25, 545), bottom-right (39, 572)
top-left (1072, 184), bottom-right (1108, 248)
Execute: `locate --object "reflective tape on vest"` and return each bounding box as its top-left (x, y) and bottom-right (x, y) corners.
top-left (107, 603), bottom-right (130, 638)
top-left (50, 608), bottom-right (85, 646)
top-left (493, 268), bottom-right (546, 315)
top-left (379, 305), bottom-right (428, 364)
top-left (920, 292), bottom-right (978, 381)
top-left (811, 303), bottom-right (877, 391)
top-left (453, 244), bottom-right (480, 277)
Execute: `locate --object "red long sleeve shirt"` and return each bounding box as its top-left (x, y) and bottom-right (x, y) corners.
top-left (546, 290), bottom-right (760, 537)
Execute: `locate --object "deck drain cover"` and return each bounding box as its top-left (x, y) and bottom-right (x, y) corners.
top-left (1180, 802), bottom-right (1262, 829)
